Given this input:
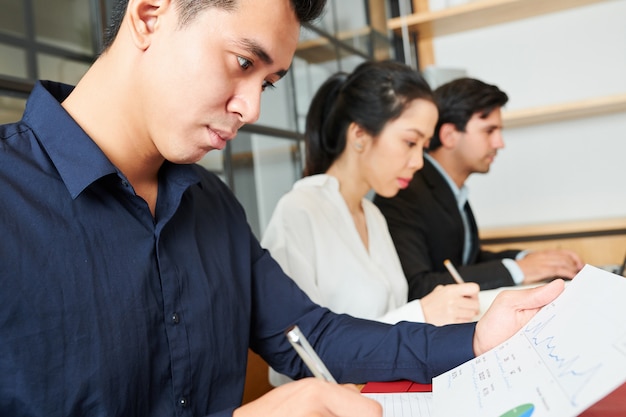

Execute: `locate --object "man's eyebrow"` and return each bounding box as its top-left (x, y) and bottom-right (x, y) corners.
top-left (238, 38), bottom-right (288, 79)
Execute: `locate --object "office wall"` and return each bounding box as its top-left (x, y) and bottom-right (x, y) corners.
top-left (430, 0), bottom-right (626, 228)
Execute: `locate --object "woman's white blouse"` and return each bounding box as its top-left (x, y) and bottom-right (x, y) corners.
top-left (262, 174), bottom-right (425, 324)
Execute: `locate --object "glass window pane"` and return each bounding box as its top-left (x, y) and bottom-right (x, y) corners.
top-left (296, 19), bottom-right (378, 71)
top-left (290, 55), bottom-right (342, 132)
top-left (229, 132), bottom-right (260, 236)
top-left (37, 53), bottom-right (89, 85)
top-left (311, 0), bottom-right (338, 34)
top-left (256, 77), bottom-right (297, 130)
top-left (253, 134), bottom-right (302, 237)
top-left (0, 0), bottom-right (25, 36)
top-left (228, 133), bottom-right (301, 238)
top-left (0, 95), bottom-right (26, 124)
top-left (33, 0), bottom-right (94, 54)
top-left (331, 0), bottom-right (368, 34)
top-left (0, 44), bottom-right (28, 78)
top-left (296, 25), bottom-right (340, 66)
top-left (197, 149), bottom-right (224, 173)
top-left (312, 0), bottom-right (369, 35)
top-left (337, 54), bottom-right (367, 74)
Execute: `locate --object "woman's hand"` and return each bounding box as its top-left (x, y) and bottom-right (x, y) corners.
top-left (421, 283), bottom-right (480, 325)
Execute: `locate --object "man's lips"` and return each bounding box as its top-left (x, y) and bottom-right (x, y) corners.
top-left (207, 127), bottom-right (237, 150)
top-left (211, 128), bottom-right (236, 142)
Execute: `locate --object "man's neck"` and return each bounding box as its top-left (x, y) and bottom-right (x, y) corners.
top-left (427, 151), bottom-right (468, 189)
top-left (62, 55), bottom-right (163, 216)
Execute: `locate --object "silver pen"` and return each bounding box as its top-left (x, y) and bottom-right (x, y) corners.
top-left (285, 325), bottom-right (337, 383)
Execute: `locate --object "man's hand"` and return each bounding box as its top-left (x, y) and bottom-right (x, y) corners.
top-left (233, 378), bottom-right (382, 417)
top-left (517, 249), bottom-right (583, 284)
top-left (473, 279), bottom-right (565, 356)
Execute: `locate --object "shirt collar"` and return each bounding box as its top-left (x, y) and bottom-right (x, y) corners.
top-left (23, 81), bottom-right (119, 199)
top-left (23, 81), bottom-right (199, 199)
top-left (424, 153), bottom-right (469, 209)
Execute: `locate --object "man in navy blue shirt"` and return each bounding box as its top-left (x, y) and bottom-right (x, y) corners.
top-left (0, 0), bottom-right (564, 416)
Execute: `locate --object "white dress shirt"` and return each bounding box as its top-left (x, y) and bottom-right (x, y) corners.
top-left (262, 174), bottom-right (425, 324)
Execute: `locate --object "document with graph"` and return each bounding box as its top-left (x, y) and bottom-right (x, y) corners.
top-left (433, 264), bottom-right (626, 417)
top-left (363, 392), bottom-right (433, 417)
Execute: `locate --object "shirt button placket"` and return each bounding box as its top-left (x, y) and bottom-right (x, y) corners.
top-left (170, 312), bottom-right (190, 414)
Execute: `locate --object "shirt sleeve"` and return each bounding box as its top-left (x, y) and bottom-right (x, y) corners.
top-left (377, 299), bottom-right (425, 324)
top-left (501, 258), bottom-right (525, 284)
top-left (248, 245), bottom-right (477, 385)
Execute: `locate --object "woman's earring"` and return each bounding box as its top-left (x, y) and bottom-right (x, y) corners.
top-left (354, 142), bottom-right (363, 151)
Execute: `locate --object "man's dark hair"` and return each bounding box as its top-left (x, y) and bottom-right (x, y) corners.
top-left (428, 77), bottom-right (508, 151)
top-left (101, 0), bottom-right (327, 52)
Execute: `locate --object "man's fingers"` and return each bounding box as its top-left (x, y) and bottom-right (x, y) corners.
top-left (511, 278), bottom-right (565, 310)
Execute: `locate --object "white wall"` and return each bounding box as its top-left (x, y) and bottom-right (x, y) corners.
top-left (430, 0), bottom-right (626, 228)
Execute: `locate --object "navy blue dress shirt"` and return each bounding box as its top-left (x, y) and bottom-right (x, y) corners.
top-left (0, 81), bottom-right (476, 417)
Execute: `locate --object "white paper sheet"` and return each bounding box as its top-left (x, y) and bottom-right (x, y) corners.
top-left (433, 264), bottom-right (626, 417)
top-left (363, 392), bottom-right (433, 417)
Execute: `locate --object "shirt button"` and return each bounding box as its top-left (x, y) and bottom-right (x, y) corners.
top-left (179, 397), bottom-right (188, 407)
top-left (171, 313), bottom-right (180, 324)
top-left (121, 180), bottom-right (129, 188)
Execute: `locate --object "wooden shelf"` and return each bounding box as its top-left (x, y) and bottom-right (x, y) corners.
top-left (502, 93), bottom-right (626, 128)
top-left (387, 0), bottom-right (607, 39)
top-left (295, 26), bottom-right (390, 64)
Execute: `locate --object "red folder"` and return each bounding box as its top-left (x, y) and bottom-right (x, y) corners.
top-left (361, 379), bottom-right (432, 393)
top-left (578, 382), bottom-right (626, 417)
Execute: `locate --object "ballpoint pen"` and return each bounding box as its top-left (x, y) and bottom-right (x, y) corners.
top-left (444, 258), bottom-right (465, 284)
top-left (285, 325), bottom-right (337, 383)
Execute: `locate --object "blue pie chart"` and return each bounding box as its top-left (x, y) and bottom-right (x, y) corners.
top-left (499, 403), bottom-right (535, 417)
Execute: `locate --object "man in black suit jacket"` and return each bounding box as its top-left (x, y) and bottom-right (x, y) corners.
top-left (374, 78), bottom-right (583, 300)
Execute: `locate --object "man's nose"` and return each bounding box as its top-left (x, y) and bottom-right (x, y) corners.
top-left (227, 88), bottom-right (262, 124)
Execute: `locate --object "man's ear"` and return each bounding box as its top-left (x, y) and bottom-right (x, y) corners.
top-left (439, 122), bottom-right (461, 149)
top-left (126, 0), bottom-right (170, 50)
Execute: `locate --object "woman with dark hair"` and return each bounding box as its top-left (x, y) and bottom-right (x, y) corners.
top-left (262, 60), bottom-right (481, 385)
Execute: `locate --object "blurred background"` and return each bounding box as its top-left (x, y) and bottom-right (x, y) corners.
top-left (1, 0), bottom-right (625, 264)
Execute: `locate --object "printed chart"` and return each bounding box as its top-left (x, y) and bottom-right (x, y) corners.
top-left (433, 265), bottom-right (626, 417)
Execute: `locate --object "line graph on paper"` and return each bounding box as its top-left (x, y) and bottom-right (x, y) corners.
top-left (433, 266), bottom-right (626, 417)
top-left (523, 314), bottom-right (603, 407)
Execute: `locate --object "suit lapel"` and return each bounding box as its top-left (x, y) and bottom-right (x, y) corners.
top-left (421, 158), bottom-right (462, 222)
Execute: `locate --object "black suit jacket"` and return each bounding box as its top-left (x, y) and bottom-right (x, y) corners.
top-left (374, 158), bottom-right (520, 300)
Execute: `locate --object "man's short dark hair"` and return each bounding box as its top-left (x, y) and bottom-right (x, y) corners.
top-left (428, 77), bottom-right (508, 151)
top-left (101, 0), bottom-right (326, 52)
